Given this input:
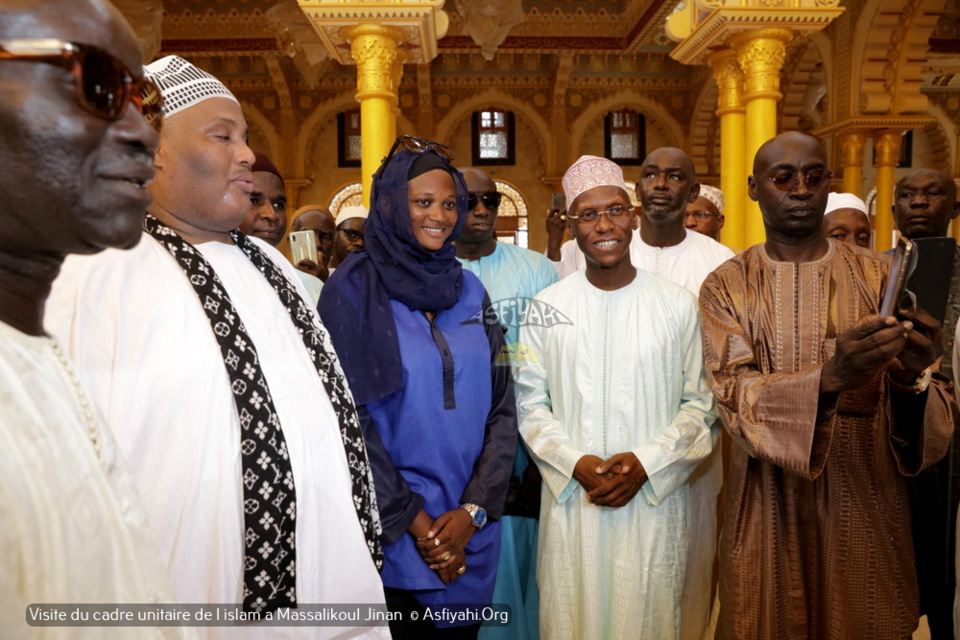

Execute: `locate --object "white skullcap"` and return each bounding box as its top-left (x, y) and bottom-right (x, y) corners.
top-left (335, 205), bottom-right (369, 227)
top-left (826, 192), bottom-right (868, 215)
top-left (562, 155), bottom-right (631, 211)
top-left (698, 184), bottom-right (725, 214)
top-left (144, 55), bottom-right (239, 119)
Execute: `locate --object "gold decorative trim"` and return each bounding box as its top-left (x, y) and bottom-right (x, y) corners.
top-left (670, 7), bottom-right (844, 66)
top-left (810, 115), bottom-right (937, 138)
top-left (298, 0), bottom-right (448, 65)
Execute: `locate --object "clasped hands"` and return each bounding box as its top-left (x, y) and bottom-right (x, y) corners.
top-left (574, 452), bottom-right (647, 508)
top-left (820, 310), bottom-right (941, 395)
top-left (411, 508), bottom-right (474, 584)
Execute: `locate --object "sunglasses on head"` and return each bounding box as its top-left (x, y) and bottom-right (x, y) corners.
top-left (756, 167), bottom-right (832, 192)
top-left (385, 135), bottom-right (454, 164)
top-left (0, 39), bottom-right (164, 124)
top-left (468, 191), bottom-right (502, 211)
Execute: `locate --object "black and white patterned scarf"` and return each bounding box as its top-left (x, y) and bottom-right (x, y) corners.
top-left (143, 214), bottom-right (383, 614)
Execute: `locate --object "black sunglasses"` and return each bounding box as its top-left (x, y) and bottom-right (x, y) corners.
top-left (385, 135), bottom-right (454, 165)
top-left (468, 191), bottom-right (502, 211)
top-left (0, 38), bottom-right (164, 123)
top-left (755, 168), bottom-right (832, 192)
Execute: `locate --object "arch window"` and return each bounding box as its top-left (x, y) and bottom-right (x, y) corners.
top-left (337, 109), bottom-right (362, 167)
top-left (472, 110), bottom-right (515, 165)
top-left (604, 109), bottom-right (645, 165)
top-left (492, 181), bottom-right (529, 248)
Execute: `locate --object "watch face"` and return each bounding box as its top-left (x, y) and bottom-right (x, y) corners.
top-left (474, 508), bottom-right (487, 528)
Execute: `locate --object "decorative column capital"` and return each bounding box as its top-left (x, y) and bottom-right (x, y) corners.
top-left (730, 28), bottom-right (792, 102)
top-left (299, 0), bottom-right (448, 65)
top-left (342, 24), bottom-right (408, 102)
top-left (707, 49), bottom-right (744, 117)
top-left (873, 129), bottom-right (902, 168)
top-left (838, 131), bottom-right (868, 168)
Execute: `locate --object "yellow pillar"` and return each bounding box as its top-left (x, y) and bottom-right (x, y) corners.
top-left (708, 49), bottom-right (746, 252)
top-left (730, 28), bottom-right (792, 249)
top-left (343, 24), bottom-right (408, 206)
top-left (873, 129), bottom-right (901, 252)
top-left (838, 131), bottom-right (867, 197)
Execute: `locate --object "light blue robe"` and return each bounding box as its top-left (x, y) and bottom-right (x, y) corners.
top-left (459, 242), bottom-right (558, 640)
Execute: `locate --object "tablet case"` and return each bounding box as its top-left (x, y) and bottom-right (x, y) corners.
top-left (905, 236), bottom-right (957, 325)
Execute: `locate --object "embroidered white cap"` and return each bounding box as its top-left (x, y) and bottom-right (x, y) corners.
top-left (143, 55), bottom-right (239, 119)
top-left (698, 184), bottom-right (725, 214)
top-left (335, 205), bottom-right (369, 228)
top-left (562, 155), bottom-right (631, 211)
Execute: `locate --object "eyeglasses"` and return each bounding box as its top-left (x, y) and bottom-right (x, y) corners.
top-left (338, 228), bottom-right (364, 242)
top-left (685, 210), bottom-right (721, 221)
top-left (385, 135), bottom-right (454, 164)
top-left (468, 191), bottom-right (502, 211)
top-left (0, 39), bottom-right (164, 124)
top-left (755, 168), bottom-right (832, 192)
top-left (565, 204), bottom-right (632, 225)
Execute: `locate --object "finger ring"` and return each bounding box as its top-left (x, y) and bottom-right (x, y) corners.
top-left (441, 552), bottom-right (451, 561)
top-left (457, 565), bottom-right (466, 575)
top-left (434, 538), bottom-right (441, 547)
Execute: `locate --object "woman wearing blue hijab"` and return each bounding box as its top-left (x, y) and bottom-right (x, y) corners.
top-left (319, 137), bottom-right (517, 639)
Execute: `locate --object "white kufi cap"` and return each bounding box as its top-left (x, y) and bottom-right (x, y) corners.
top-left (561, 155), bottom-right (631, 211)
top-left (335, 205), bottom-right (369, 227)
top-left (826, 192), bottom-right (868, 215)
top-left (698, 184), bottom-right (725, 214)
top-left (144, 55), bottom-right (239, 119)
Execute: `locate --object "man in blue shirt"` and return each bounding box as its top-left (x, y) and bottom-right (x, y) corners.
top-left (456, 167), bottom-right (558, 640)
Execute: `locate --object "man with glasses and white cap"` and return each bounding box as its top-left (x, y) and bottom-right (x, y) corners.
top-left (683, 183), bottom-right (725, 241)
top-left (516, 155), bottom-right (715, 639)
top-left (0, 1), bottom-right (192, 637)
top-left (47, 54), bottom-right (389, 639)
top-left (546, 149), bottom-right (733, 290)
top-left (454, 167), bottom-right (557, 640)
top-left (700, 132), bottom-right (953, 639)
top-left (328, 205), bottom-right (369, 272)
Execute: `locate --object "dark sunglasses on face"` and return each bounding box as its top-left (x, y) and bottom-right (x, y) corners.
top-left (385, 135), bottom-right (454, 164)
top-left (755, 167), bottom-right (832, 192)
top-left (0, 39), bottom-right (165, 124)
top-left (467, 191), bottom-right (502, 211)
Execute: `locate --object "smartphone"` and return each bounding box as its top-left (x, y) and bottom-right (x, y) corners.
top-left (550, 192), bottom-right (566, 213)
top-left (879, 236), bottom-right (914, 317)
top-left (288, 230), bottom-right (318, 265)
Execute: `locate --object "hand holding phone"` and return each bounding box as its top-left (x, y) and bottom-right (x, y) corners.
top-left (879, 236), bottom-right (914, 318)
top-left (288, 230), bottom-right (318, 265)
top-left (550, 192), bottom-right (566, 213)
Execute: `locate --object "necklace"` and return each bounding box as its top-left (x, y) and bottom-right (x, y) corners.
top-left (49, 340), bottom-right (101, 460)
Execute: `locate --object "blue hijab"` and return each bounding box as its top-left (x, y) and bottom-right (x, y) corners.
top-left (318, 149), bottom-right (469, 407)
